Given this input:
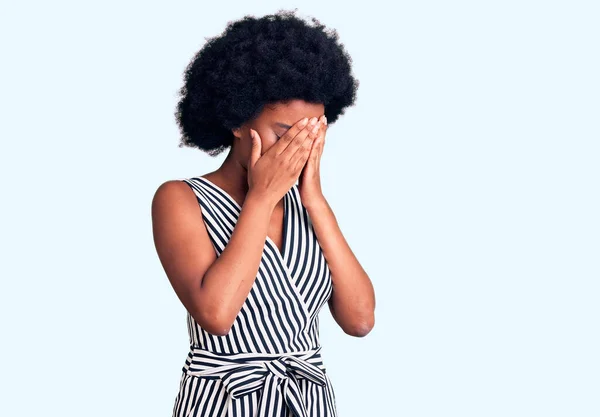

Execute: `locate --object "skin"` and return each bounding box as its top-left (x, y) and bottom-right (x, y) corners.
top-left (152, 99), bottom-right (376, 337)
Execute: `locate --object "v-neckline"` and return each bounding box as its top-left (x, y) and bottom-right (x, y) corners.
top-left (196, 175), bottom-right (289, 262)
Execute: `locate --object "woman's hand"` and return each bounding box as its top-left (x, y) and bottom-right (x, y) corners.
top-left (247, 116), bottom-right (320, 208)
top-left (299, 115), bottom-right (327, 208)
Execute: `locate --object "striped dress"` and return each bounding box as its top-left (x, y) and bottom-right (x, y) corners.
top-left (171, 175), bottom-right (338, 417)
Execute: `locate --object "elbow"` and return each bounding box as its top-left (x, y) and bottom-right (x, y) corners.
top-left (189, 284), bottom-right (234, 336)
top-left (205, 322), bottom-right (232, 337)
top-left (347, 315), bottom-right (375, 338)
top-left (192, 305), bottom-right (233, 337)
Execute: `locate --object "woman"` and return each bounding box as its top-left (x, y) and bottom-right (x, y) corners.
top-left (152, 9), bottom-right (376, 417)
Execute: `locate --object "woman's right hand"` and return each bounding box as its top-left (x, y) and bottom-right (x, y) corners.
top-left (247, 116), bottom-right (322, 208)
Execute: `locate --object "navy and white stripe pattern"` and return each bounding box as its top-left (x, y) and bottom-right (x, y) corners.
top-left (171, 176), bottom-right (336, 417)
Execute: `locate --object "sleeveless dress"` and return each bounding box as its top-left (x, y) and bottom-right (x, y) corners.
top-left (171, 175), bottom-right (338, 417)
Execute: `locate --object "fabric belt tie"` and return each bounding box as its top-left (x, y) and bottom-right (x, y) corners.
top-left (182, 346), bottom-right (328, 417)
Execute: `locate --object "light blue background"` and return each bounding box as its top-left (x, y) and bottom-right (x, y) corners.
top-left (1, 1), bottom-right (598, 416)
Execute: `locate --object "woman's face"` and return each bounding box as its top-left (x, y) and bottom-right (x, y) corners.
top-left (233, 99), bottom-right (325, 166)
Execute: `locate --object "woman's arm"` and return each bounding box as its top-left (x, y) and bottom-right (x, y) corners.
top-left (305, 198), bottom-right (376, 337)
top-left (151, 180), bottom-right (276, 336)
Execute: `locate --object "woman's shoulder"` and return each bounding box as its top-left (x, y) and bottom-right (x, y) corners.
top-left (155, 173), bottom-right (211, 196)
top-left (152, 177), bottom-right (203, 218)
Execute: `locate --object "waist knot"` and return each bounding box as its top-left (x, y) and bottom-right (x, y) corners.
top-left (182, 346), bottom-right (328, 417)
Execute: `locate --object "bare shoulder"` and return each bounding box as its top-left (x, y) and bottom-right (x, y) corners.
top-left (152, 179), bottom-right (198, 214)
top-left (151, 179), bottom-right (209, 253)
top-left (151, 179), bottom-right (208, 249)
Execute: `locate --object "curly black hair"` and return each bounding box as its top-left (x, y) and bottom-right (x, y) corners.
top-left (174, 8), bottom-right (359, 156)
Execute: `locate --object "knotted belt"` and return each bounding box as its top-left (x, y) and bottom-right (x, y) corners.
top-left (182, 345), bottom-right (328, 417)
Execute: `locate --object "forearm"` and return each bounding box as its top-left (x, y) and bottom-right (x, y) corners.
top-left (306, 197), bottom-right (376, 335)
top-left (199, 191), bottom-right (276, 331)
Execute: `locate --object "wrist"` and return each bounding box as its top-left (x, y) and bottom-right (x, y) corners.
top-left (303, 195), bottom-right (328, 212)
top-left (245, 188), bottom-right (278, 212)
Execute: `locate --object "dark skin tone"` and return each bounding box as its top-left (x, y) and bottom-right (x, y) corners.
top-left (152, 99), bottom-right (375, 337)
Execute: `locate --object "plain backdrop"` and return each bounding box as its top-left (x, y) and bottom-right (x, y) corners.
top-left (1, 1), bottom-right (598, 416)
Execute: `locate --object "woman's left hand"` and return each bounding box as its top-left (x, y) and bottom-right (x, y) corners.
top-left (298, 114), bottom-right (327, 208)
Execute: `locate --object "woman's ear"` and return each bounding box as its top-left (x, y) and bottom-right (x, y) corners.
top-left (232, 126), bottom-right (242, 139)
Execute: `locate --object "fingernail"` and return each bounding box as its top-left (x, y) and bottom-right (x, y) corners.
top-left (309, 117), bottom-right (318, 125)
top-left (323, 115), bottom-right (327, 125)
top-left (300, 117), bottom-right (308, 126)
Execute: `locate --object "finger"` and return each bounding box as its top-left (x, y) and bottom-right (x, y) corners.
top-left (320, 114), bottom-right (327, 129)
top-left (317, 118), bottom-right (327, 154)
top-left (293, 143), bottom-right (313, 173)
top-left (307, 137), bottom-right (320, 165)
top-left (290, 125), bottom-right (319, 172)
top-left (270, 117), bottom-right (311, 155)
top-left (314, 115), bottom-right (327, 144)
top-left (249, 129), bottom-right (262, 168)
top-left (321, 120), bottom-right (327, 136)
top-left (316, 138), bottom-right (324, 165)
top-left (279, 116), bottom-right (320, 159)
top-left (288, 118), bottom-right (321, 166)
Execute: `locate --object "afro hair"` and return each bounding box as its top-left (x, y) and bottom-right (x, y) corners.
top-left (174, 8), bottom-right (359, 156)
